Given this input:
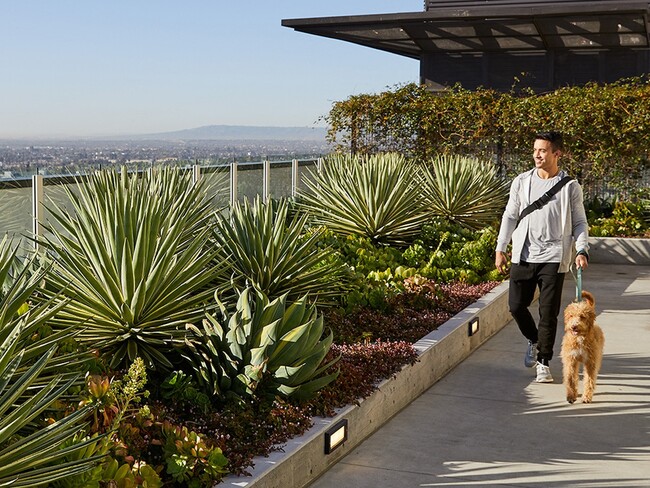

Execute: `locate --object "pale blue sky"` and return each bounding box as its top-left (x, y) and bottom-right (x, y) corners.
top-left (0, 1), bottom-right (422, 139)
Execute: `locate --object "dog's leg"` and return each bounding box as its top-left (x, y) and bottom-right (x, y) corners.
top-left (581, 327), bottom-right (605, 404)
top-left (563, 357), bottom-right (579, 404)
top-left (582, 358), bottom-right (597, 403)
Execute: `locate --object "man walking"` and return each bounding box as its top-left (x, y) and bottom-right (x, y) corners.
top-left (495, 131), bottom-right (589, 383)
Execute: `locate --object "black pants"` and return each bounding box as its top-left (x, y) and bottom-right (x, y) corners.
top-left (508, 261), bottom-right (565, 362)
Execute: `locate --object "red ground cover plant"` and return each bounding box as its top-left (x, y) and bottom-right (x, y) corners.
top-left (325, 279), bottom-right (501, 344)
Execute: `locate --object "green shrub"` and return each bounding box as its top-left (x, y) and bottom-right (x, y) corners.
top-left (590, 200), bottom-right (649, 237)
top-left (0, 236), bottom-right (101, 487)
top-left (213, 196), bottom-right (345, 305)
top-left (320, 220), bottom-right (503, 312)
top-left (162, 422), bottom-right (228, 487)
top-left (40, 167), bottom-right (226, 370)
top-left (420, 154), bottom-right (509, 230)
top-left (161, 370), bottom-right (212, 414)
top-left (298, 153), bottom-right (429, 245)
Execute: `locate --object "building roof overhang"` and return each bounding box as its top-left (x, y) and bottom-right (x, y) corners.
top-left (282, 1), bottom-right (650, 59)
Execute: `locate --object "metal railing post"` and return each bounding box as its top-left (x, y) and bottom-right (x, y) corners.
top-left (192, 164), bottom-right (201, 185)
top-left (32, 174), bottom-right (44, 251)
top-left (291, 159), bottom-right (299, 197)
top-left (263, 159), bottom-right (271, 202)
top-left (230, 161), bottom-right (238, 206)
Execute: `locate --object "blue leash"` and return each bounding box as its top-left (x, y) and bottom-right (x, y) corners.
top-left (574, 266), bottom-right (583, 302)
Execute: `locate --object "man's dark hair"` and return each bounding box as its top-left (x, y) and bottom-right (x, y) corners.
top-left (535, 131), bottom-right (564, 152)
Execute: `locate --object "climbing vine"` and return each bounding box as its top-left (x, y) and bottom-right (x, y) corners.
top-left (325, 78), bottom-right (650, 194)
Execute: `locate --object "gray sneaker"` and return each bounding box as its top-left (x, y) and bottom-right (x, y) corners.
top-left (524, 341), bottom-right (537, 368)
top-left (535, 362), bottom-right (553, 383)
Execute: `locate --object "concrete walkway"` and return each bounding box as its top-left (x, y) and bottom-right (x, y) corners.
top-left (309, 263), bottom-right (650, 488)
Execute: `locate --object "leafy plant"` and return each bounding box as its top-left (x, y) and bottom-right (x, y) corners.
top-left (58, 358), bottom-right (160, 488)
top-left (52, 437), bottom-right (163, 488)
top-left (0, 329), bottom-right (102, 487)
top-left (184, 288), bottom-right (339, 402)
top-left (0, 237), bottom-right (102, 487)
top-left (0, 237), bottom-right (90, 376)
top-left (162, 422), bottom-right (228, 487)
top-left (213, 196), bottom-right (345, 305)
top-left (420, 154), bottom-right (509, 230)
top-left (316, 223), bottom-right (503, 313)
top-left (39, 167), bottom-right (227, 370)
top-left (298, 153), bottom-right (429, 245)
top-left (160, 370), bottom-right (211, 414)
top-left (79, 357), bottom-right (150, 434)
top-left (101, 457), bottom-right (162, 488)
top-left (50, 434), bottom-right (163, 488)
top-left (589, 200), bottom-right (650, 237)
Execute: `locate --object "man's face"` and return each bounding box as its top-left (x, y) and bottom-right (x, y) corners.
top-left (533, 139), bottom-right (561, 173)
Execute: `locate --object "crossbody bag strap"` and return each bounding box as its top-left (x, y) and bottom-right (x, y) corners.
top-left (515, 175), bottom-right (573, 228)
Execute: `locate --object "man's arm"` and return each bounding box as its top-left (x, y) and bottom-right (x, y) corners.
top-left (494, 177), bottom-right (520, 274)
top-left (570, 181), bottom-right (589, 269)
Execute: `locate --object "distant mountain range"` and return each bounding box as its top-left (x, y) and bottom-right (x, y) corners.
top-left (120, 125), bottom-right (328, 142)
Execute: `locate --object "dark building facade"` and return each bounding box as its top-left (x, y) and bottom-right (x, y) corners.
top-left (283, 0), bottom-right (650, 92)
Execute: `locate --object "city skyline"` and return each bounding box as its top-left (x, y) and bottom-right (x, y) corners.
top-left (0, 1), bottom-right (421, 139)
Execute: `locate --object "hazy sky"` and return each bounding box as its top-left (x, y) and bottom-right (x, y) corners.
top-left (0, 1), bottom-right (422, 139)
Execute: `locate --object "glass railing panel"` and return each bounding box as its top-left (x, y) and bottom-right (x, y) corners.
top-left (269, 161), bottom-right (292, 199)
top-left (42, 177), bottom-right (83, 239)
top-left (201, 165), bottom-right (230, 210)
top-left (237, 163), bottom-right (263, 202)
top-left (0, 182), bottom-right (33, 250)
top-left (1, 159), bottom-right (322, 253)
top-left (297, 159), bottom-right (319, 195)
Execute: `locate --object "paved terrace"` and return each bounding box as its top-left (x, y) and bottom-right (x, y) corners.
top-left (310, 263), bottom-right (650, 487)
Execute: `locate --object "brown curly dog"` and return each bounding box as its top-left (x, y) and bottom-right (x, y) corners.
top-left (560, 291), bottom-right (605, 404)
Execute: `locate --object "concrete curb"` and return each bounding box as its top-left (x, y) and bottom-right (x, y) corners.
top-left (589, 237), bottom-right (650, 265)
top-left (223, 281), bottom-right (511, 488)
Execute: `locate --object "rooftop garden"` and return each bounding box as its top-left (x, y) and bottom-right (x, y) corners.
top-left (2, 78), bottom-right (650, 487)
top-left (0, 151), bottom-right (512, 487)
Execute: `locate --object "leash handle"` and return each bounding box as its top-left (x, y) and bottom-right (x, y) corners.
top-left (576, 266), bottom-right (583, 302)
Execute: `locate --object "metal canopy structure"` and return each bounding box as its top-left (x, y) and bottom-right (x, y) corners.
top-left (282, 0), bottom-right (650, 91)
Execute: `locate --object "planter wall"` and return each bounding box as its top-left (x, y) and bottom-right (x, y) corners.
top-left (589, 237), bottom-right (650, 265)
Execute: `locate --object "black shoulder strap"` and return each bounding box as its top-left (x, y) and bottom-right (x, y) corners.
top-left (515, 175), bottom-right (573, 228)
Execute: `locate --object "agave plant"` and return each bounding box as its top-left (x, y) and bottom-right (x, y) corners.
top-left (297, 153), bottom-right (429, 245)
top-left (184, 288), bottom-right (339, 402)
top-left (39, 167), bottom-right (227, 370)
top-left (213, 196), bottom-right (346, 305)
top-left (0, 236), bottom-right (102, 487)
top-left (420, 154), bottom-right (509, 230)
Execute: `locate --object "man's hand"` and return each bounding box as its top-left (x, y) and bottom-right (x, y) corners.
top-left (495, 251), bottom-right (509, 274)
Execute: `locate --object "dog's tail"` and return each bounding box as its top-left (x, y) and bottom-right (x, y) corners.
top-left (581, 290), bottom-right (595, 307)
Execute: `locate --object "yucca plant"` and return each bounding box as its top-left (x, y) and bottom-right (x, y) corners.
top-left (39, 167), bottom-right (227, 370)
top-left (298, 153), bottom-right (429, 246)
top-left (0, 331), bottom-right (103, 487)
top-left (420, 154), bottom-right (509, 230)
top-left (213, 196), bottom-right (345, 305)
top-left (0, 236), bottom-right (90, 384)
top-left (0, 236), bottom-right (102, 487)
top-left (184, 288), bottom-right (339, 402)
